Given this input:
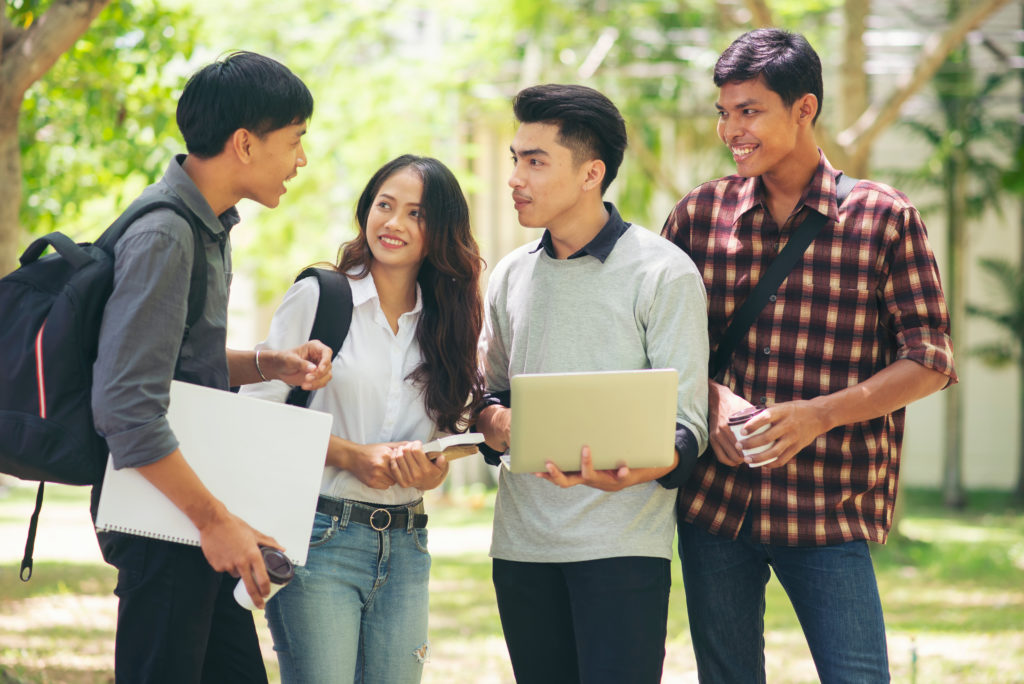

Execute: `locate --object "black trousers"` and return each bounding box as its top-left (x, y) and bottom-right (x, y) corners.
top-left (492, 556), bottom-right (671, 684)
top-left (97, 532), bottom-right (268, 684)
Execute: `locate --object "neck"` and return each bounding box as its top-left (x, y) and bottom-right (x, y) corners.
top-left (547, 197), bottom-right (609, 259)
top-left (181, 155), bottom-right (241, 216)
top-left (370, 262), bottom-right (419, 328)
top-left (759, 138), bottom-right (820, 226)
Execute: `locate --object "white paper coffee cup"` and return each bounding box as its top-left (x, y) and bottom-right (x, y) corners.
top-left (728, 407), bottom-right (777, 467)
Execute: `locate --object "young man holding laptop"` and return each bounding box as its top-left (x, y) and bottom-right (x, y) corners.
top-left (474, 83), bottom-right (709, 684)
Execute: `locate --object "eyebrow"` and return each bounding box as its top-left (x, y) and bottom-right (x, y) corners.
top-left (377, 192), bottom-right (420, 206)
top-left (716, 99), bottom-right (761, 111)
top-left (510, 145), bottom-right (550, 158)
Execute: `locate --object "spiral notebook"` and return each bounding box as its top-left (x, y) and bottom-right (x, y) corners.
top-left (94, 380), bottom-right (332, 566)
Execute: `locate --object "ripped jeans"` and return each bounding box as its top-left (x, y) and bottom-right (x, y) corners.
top-left (266, 506), bottom-right (431, 684)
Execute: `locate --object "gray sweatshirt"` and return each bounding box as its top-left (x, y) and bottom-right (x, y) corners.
top-left (482, 212), bottom-right (709, 563)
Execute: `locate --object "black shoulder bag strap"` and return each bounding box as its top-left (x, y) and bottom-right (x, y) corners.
top-left (708, 173), bottom-right (859, 381)
top-left (285, 268), bottom-right (353, 408)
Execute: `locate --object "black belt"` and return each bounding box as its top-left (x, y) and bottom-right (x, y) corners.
top-left (316, 497), bottom-right (427, 531)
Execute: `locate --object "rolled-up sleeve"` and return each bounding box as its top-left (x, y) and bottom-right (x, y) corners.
top-left (92, 213), bottom-right (194, 469)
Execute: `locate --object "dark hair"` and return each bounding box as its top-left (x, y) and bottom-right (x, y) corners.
top-left (714, 29), bottom-right (823, 124)
top-left (512, 84), bottom-right (627, 194)
top-left (336, 155), bottom-right (485, 433)
top-left (176, 51), bottom-right (314, 158)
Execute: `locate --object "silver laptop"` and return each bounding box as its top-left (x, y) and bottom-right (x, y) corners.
top-left (508, 368), bottom-right (679, 474)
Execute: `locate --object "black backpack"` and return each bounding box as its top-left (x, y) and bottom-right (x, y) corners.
top-left (0, 189), bottom-right (207, 580)
top-left (284, 267), bottom-right (353, 408)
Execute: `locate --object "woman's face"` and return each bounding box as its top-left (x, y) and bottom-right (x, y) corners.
top-left (365, 167), bottom-right (428, 273)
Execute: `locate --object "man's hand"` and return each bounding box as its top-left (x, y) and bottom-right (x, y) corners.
top-left (708, 380), bottom-right (756, 467)
top-left (739, 400), bottom-right (830, 469)
top-left (197, 505), bottom-right (282, 610)
top-left (477, 405), bottom-right (511, 453)
top-left (267, 341), bottom-right (334, 389)
top-left (389, 441), bottom-right (449, 490)
top-left (537, 445), bottom-right (675, 492)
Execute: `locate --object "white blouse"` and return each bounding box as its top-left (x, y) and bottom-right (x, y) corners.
top-left (240, 270), bottom-right (434, 505)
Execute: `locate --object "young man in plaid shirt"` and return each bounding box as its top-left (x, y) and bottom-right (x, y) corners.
top-left (662, 29), bottom-right (956, 682)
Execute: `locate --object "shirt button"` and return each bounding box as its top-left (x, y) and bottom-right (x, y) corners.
top-left (762, 346), bottom-right (771, 355)
top-left (760, 396), bottom-right (768, 405)
top-left (769, 294), bottom-right (777, 302)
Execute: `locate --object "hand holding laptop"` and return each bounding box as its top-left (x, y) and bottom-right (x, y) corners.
top-left (536, 444), bottom-right (679, 492)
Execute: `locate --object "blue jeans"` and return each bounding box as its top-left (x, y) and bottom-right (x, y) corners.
top-left (678, 520), bottom-right (889, 684)
top-left (493, 556), bottom-right (671, 684)
top-left (266, 505), bottom-right (431, 684)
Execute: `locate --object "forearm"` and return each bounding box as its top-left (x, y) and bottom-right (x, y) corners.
top-left (135, 449), bottom-right (228, 531)
top-left (476, 405), bottom-right (510, 452)
top-left (810, 359), bottom-right (949, 432)
top-left (325, 435), bottom-right (362, 470)
top-left (226, 348), bottom-right (263, 386)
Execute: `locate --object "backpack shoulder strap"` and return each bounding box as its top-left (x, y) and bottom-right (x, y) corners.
top-left (708, 172), bottom-right (859, 381)
top-left (285, 268), bottom-right (354, 408)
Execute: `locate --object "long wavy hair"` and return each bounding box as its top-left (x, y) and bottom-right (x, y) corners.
top-left (335, 154), bottom-right (485, 433)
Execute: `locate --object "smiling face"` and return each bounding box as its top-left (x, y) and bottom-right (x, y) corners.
top-left (715, 77), bottom-right (809, 180)
top-left (508, 122), bottom-right (593, 233)
top-left (245, 121), bottom-right (308, 208)
top-left (366, 167), bottom-right (427, 275)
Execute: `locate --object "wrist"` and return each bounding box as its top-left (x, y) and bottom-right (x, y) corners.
top-left (189, 497), bottom-right (229, 532)
top-left (254, 348), bottom-right (271, 382)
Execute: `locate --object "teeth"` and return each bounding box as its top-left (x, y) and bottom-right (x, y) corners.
top-left (380, 236), bottom-right (405, 247)
top-left (732, 145), bottom-right (756, 158)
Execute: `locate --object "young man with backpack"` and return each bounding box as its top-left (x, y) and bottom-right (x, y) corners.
top-left (90, 51), bottom-right (331, 683)
top-left (661, 29), bottom-right (956, 681)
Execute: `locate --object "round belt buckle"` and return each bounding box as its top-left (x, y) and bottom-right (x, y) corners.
top-left (370, 508), bottom-right (392, 531)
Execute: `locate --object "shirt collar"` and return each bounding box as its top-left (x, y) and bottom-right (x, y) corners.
top-left (529, 202), bottom-right (630, 263)
top-left (730, 149), bottom-right (840, 227)
top-left (166, 154), bottom-right (241, 235)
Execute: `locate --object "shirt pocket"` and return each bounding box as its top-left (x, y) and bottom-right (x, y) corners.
top-left (797, 285), bottom-right (876, 369)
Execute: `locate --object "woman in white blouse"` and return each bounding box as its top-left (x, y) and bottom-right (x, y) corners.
top-left (241, 154), bottom-right (484, 683)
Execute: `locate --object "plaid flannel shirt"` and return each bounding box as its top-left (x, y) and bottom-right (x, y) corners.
top-left (662, 151), bottom-right (956, 546)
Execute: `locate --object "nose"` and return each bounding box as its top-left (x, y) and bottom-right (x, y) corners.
top-left (508, 167), bottom-right (524, 189)
top-left (718, 115), bottom-right (738, 142)
top-left (296, 142), bottom-right (307, 167)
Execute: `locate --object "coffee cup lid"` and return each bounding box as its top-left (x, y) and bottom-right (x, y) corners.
top-left (728, 406), bottom-right (765, 425)
top-left (261, 547), bottom-right (295, 584)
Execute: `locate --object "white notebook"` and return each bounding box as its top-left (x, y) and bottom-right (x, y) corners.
top-left (94, 380), bottom-right (332, 566)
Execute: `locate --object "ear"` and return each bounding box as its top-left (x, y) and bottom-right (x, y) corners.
top-left (796, 94), bottom-right (818, 126)
top-left (230, 128), bottom-right (255, 163)
top-left (581, 159), bottom-right (606, 192)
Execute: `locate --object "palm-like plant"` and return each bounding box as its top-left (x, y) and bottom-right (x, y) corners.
top-left (968, 257), bottom-right (1024, 501)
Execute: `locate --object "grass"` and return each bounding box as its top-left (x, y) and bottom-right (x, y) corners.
top-left (0, 483), bottom-right (1022, 683)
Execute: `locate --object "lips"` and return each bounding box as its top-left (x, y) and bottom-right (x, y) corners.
top-left (379, 234), bottom-right (406, 248)
top-left (731, 144), bottom-right (757, 160)
top-left (512, 194), bottom-right (530, 210)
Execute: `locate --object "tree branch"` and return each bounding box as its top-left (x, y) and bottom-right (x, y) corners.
top-left (837, 0), bottom-right (1012, 170)
top-left (0, 0), bottom-right (111, 105)
top-left (741, 0), bottom-right (774, 27)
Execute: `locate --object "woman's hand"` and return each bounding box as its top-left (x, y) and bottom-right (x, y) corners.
top-left (389, 441), bottom-right (449, 490)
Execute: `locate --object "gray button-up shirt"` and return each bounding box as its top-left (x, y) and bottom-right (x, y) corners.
top-left (92, 155), bottom-right (240, 469)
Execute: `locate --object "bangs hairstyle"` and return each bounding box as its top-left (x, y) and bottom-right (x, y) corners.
top-left (336, 155), bottom-right (485, 432)
top-left (512, 83), bottom-right (627, 194)
top-left (714, 29), bottom-right (823, 124)
top-left (177, 51), bottom-right (314, 158)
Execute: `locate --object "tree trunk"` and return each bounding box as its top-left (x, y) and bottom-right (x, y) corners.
top-left (0, 0), bottom-right (112, 273)
top-left (940, 4), bottom-right (969, 508)
top-left (1017, 2), bottom-right (1024, 504)
top-left (0, 102), bottom-right (20, 274)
